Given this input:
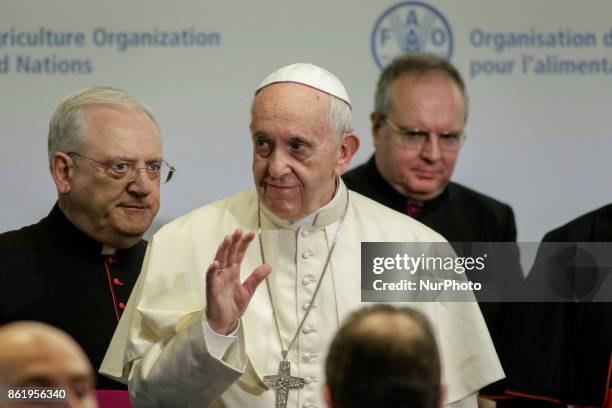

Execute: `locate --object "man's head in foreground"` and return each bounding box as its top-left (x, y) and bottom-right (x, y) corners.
top-left (251, 63), bottom-right (360, 220)
top-left (48, 86), bottom-right (169, 249)
top-left (324, 304), bottom-right (444, 408)
top-left (372, 53), bottom-right (468, 202)
top-left (0, 321), bottom-right (97, 408)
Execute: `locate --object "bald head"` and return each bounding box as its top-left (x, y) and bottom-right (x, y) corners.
top-left (0, 322), bottom-right (97, 408)
top-left (352, 306), bottom-right (428, 341)
top-left (325, 305), bottom-right (442, 408)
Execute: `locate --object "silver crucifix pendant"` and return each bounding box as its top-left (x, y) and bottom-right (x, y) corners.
top-left (263, 360), bottom-right (305, 408)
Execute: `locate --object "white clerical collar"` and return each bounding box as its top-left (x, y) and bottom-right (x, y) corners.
top-left (101, 245), bottom-right (117, 255)
top-left (291, 180), bottom-right (341, 229)
top-left (260, 178), bottom-right (347, 229)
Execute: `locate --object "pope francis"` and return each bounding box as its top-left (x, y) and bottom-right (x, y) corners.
top-left (101, 63), bottom-right (503, 408)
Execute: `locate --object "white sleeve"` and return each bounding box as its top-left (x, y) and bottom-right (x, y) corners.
top-left (127, 311), bottom-right (246, 408)
top-left (445, 392), bottom-right (477, 408)
top-left (99, 215), bottom-right (250, 407)
top-left (203, 318), bottom-right (240, 360)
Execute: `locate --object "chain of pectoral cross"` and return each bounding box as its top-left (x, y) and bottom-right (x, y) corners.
top-left (257, 190), bottom-right (349, 408)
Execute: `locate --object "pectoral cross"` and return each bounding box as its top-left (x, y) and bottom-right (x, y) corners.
top-left (263, 360), bottom-right (305, 408)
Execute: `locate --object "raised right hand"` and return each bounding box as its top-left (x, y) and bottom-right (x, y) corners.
top-left (205, 229), bottom-right (271, 335)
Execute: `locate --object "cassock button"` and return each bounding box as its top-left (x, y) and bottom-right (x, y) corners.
top-left (118, 302), bottom-right (125, 310)
top-left (113, 278), bottom-right (124, 286)
top-left (302, 404), bottom-right (317, 408)
top-left (302, 302), bottom-right (315, 311)
top-left (302, 276), bottom-right (315, 287)
top-left (302, 326), bottom-right (315, 334)
top-left (300, 229), bottom-right (309, 237)
top-left (303, 376), bottom-right (312, 384)
top-left (302, 352), bottom-right (317, 362)
top-left (302, 250), bottom-right (313, 259)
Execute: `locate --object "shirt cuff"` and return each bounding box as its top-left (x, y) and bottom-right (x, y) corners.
top-left (203, 318), bottom-right (239, 360)
top-left (446, 392), bottom-right (477, 408)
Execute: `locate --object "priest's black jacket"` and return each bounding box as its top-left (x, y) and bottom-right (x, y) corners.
top-left (0, 204), bottom-right (146, 390)
top-left (342, 156), bottom-right (517, 242)
top-left (502, 203), bottom-right (612, 407)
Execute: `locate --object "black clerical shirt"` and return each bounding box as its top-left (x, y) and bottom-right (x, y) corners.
top-left (343, 156), bottom-right (516, 242)
top-left (0, 204), bottom-right (146, 390)
top-left (503, 204), bottom-right (612, 407)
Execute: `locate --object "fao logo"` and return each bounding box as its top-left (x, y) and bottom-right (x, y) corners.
top-left (371, 1), bottom-right (454, 69)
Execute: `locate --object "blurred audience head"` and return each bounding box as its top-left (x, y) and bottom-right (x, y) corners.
top-left (324, 304), bottom-right (444, 408)
top-left (0, 321), bottom-right (97, 408)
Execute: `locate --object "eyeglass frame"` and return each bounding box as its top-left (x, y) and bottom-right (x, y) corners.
top-left (67, 151), bottom-right (175, 184)
top-left (380, 115), bottom-right (466, 152)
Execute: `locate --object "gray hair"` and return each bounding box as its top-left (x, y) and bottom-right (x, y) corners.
top-left (328, 94), bottom-right (353, 141)
top-left (47, 86), bottom-right (159, 161)
top-left (374, 53), bottom-right (468, 121)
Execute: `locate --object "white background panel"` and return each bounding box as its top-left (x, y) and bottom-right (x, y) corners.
top-left (1, 0), bottom-right (610, 240)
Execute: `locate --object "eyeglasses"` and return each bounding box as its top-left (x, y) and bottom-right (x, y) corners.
top-left (382, 117), bottom-right (465, 152)
top-left (68, 152), bottom-right (175, 184)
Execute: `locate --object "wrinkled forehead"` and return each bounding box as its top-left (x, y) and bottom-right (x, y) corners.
top-left (390, 72), bottom-right (467, 119)
top-left (255, 81), bottom-right (330, 103)
top-left (82, 105), bottom-right (163, 152)
top-left (83, 105), bottom-right (159, 132)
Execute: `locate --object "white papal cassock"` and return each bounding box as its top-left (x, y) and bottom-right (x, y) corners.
top-left (101, 180), bottom-right (503, 408)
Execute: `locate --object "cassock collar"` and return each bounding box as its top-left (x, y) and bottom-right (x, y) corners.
top-left (364, 155), bottom-right (407, 208)
top-left (259, 179), bottom-right (348, 229)
top-left (101, 245), bottom-right (117, 255)
top-left (45, 203), bottom-right (118, 256)
top-left (364, 155), bottom-right (450, 217)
